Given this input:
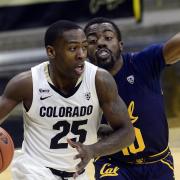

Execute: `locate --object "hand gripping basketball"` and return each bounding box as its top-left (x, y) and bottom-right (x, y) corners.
top-left (0, 127), bottom-right (14, 173)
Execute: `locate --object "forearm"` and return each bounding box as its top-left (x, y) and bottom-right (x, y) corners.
top-left (97, 124), bottom-right (113, 138)
top-left (0, 114), bottom-right (10, 125)
top-left (91, 124), bottom-right (135, 158)
top-left (164, 33), bottom-right (180, 64)
top-left (0, 96), bottom-right (17, 125)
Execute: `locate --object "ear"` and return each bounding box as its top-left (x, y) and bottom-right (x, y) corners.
top-left (119, 41), bottom-right (124, 52)
top-left (46, 45), bottom-right (55, 59)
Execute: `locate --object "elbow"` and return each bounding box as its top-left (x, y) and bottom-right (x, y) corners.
top-left (113, 122), bottom-right (135, 150)
top-left (111, 124), bottom-right (135, 154)
top-left (120, 122), bottom-right (135, 148)
top-left (127, 124), bottom-right (135, 146)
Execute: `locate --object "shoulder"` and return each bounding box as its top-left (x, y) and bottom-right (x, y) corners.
top-left (132, 44), bottom-right (163, 59)
top-left (85, 61), bottom-right (98, 70)
top-left (123, 44), bottom-right (165, 70)
top-left (96, 68), bottom-right (114, 83)
top-left (4, 71), bottom-right (32, 102)
top-left (95, 68), bottom-right (118, 100)
top-left (8, 71), bottom-right (32, 88)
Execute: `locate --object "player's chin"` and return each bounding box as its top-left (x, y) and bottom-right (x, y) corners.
top-left (74, 67), bottom-right (85, 76)
top-left (97, 58), bottom-right (113, 70)
top-left (74, 70), bottom-right (84, 77)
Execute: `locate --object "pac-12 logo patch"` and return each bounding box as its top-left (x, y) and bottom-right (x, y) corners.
top-left (85, 92), bottom-right (91, 100)
top-left (127, 75), bottom-right (135, 84)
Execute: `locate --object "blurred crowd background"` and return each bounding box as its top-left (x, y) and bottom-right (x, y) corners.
top-left (0, 0), bottom-right (179, 148)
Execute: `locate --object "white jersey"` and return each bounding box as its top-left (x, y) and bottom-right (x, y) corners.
top-left (22, 61), bottom-right (102, 172)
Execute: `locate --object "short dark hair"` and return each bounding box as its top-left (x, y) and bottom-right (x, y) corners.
top-left (84, 17), bottom-right (122, 41)
top-left (45, 20), bottom-right (82, 46)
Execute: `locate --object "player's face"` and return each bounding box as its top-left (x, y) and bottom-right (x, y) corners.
top-left (48, 29), bottom-right (88, 78)
top-left (86, 23), bottom-right (122, 70)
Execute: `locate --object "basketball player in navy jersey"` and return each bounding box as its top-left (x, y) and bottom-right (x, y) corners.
top-left (0, 20), bottom-right (134, 180)
top-left (84, 17), bottom-right (180, 180)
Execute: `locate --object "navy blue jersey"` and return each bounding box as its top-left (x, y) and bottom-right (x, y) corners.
top-left (102, 44), bottom-right (168, 161)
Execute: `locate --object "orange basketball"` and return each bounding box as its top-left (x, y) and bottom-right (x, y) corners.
top-left (0, 127), bottom-right (14, 173)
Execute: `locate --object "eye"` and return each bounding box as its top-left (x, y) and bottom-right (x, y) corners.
top-left (82, 45), bottom-right (88, 51)
top-left (68, 47), bottom-right (76, 52)
top-left (87, 37), bottom-right (97, 44)
top-left (105, 36), bottom-right (113, 41)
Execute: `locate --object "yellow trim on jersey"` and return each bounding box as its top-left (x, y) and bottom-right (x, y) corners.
top-left (149, 146), bottom-right (169, 158)
top-left (94, 156), bottom-right (100, 162)
top-left (127, 152), bottom-right (170, 164)
top-left (160, 159), bottom-right (174, 171)
top-left (44, 62), bottom-right (54, 85)
top-left (132, 0), bottom-right (142, 22)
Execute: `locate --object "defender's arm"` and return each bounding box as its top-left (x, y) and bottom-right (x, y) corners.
top-left (163, 33), bottom-right (180, 64)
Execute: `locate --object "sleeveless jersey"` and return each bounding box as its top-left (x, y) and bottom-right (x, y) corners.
top-left (102, 44), bottom-right (168, 162)
top-left (22, 61), bottom-right (102, 172)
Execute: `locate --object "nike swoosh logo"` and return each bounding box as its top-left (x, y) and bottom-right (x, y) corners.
top-left (40, 95), bottom-right (52, 100)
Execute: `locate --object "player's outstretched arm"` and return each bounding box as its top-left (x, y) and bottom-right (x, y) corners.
top-left (0, 71), bottom-right (32, 124)
top-left (163, 33), bottom-right (180, 64)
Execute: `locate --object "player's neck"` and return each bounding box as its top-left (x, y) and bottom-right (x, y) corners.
top-left (109, 56), bottom-right (123, 76)
top-left (48, 64), bottom-right (79, 94)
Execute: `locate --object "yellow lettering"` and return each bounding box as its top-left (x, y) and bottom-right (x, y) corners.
top-left (122, 147), bottom-right (130, 155)
top-left (100, 163), bottom-right (119, 178)
top-left (128, 101), bottom-right (138, 124)
top-left (122, 101), bottom-right (146, 156)
top-left (128, 127), bottom-right (145, 154)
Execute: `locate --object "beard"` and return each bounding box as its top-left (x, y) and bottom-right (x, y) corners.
top-left (97, 56), bottom-right (115, 70)
top-left (95, 48), bottom-right (116, 71)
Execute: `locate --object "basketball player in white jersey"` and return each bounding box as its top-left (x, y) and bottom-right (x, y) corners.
top-left (0, 20), bottom-right (134, 180)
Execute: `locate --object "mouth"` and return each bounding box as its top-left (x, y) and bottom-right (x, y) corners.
top-left (95, 48), bottom-right (111, 60)
top-left (94, 48), bottom-right (114, 70)
top-left (74, 63), bottom-right (85, 75)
